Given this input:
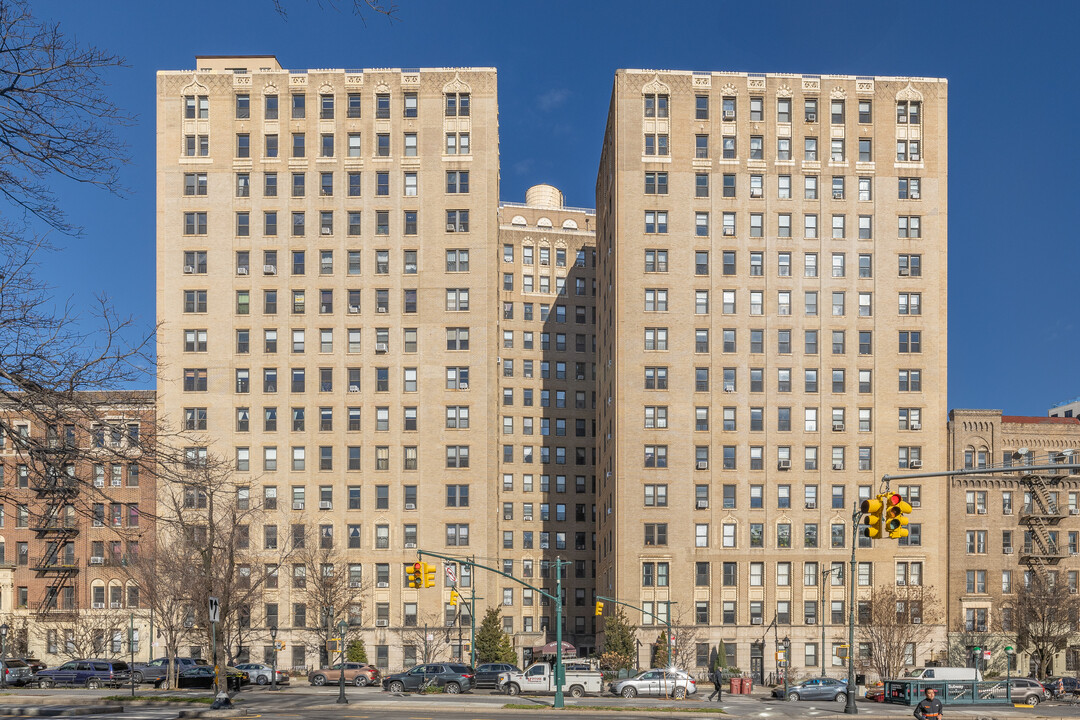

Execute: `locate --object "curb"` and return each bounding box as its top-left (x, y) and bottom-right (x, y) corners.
top-left (0, 706), bottom-right (124, 717)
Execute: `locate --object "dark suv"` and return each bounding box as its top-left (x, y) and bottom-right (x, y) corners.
top-left (382, 663), bottom-right (474, 693)
top-left (36, 659), bottom-right (130, 688)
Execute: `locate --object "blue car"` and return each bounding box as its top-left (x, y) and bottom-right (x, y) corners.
top-left (35, 659), bottom-right (131, 688)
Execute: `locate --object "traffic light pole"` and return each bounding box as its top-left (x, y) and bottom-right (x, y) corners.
top-left (846, 503), bottom-right (859, 715)
top-left (595, 595), bottom-right (674, 669)
top-left (418, 549), bottom-right (570, 708)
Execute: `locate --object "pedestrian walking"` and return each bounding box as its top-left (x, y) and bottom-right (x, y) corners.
top-left (707, 666), bottom-right (724, 701)
top-left (913, 686), bottom-right (943, 719)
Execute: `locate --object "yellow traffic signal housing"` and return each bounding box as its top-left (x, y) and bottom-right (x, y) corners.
top-left (407, 562), bottom-right (422, 588)
top-left (860, 495), bottom-right (884, 538)
top-left (423, 562), bottom-right (437, 588)
top-left (595, 600), bottom-right (605, 616)
top-left (886, 493), bottom-right (913, 538)
top-left (450, 589), bottom-right (460, 606)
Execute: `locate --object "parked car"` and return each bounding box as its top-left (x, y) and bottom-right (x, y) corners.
top-left (18, 658), bottom-right (46, 674)
top-left (608, 668), bottom-right (697, 699)
top-left (132, 657), bottom-right (207, 684)
top-left (773, 676), bottom-right (851, 702)
top-left (381, 663), bottom-right (474, 694)
top-left (234, 663), bottom-right (289, 685)
top-left (173, 665), bottom-right (249, 690)
top-left (474, 663), bottom-right (519, 689)
top-left (0, 659), bottom-right (32, 686)
top-left (35, 659), bottom-right (131, 688)
top-left (1044, 676), bottom-right (1079, 697)
top-left (308, 662), bottom-right (380, 687)
top-left (865, 683), bottom-right (885, 702)
top-left (983, 678), bottom-right (1047, 705)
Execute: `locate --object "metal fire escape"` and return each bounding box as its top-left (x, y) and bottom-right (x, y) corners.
top-left (28, 426), bottom-right (81, 618)
top-left (1017, 449), bottom-right (1076, 578)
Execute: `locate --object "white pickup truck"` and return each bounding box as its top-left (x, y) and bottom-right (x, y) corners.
top-left (499, 662), bottom-right (604, 697)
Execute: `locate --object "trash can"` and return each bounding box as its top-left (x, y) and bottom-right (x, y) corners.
top-left (730, 678), bottom-right (742, 695)
top-left (741, 677), bottom-right (752, 694)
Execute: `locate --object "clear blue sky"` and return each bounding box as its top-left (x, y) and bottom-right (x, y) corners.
top-left (30, 0), bottom-right (1080, 414)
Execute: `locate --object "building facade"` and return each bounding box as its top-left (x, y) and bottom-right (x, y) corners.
top-left (0, 392), bottom-right (156, 662)
top-left (595, 70), bottom-right (949, 678)
top-left (947, 409), bottom-right (1080, 676)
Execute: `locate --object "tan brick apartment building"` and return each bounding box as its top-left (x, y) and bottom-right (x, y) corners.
top-left (947, 409), bottom-right (1080, 676)
top-left (0, 392), bottom-right (156, 662)
top-left (595, 70), bottom-right (948, 677)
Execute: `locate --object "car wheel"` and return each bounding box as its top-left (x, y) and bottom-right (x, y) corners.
top-left (256, 675), bottom-right (268, 685)
top-left (311, 674), bottom-right (326, 686)
top-left (39, 678), bottom-right (53, 689)
top-left (506, 683), bottom-right (521, 696)
top-left (570, 685), bottom-right (585, 698)
top-left (673, 687), bottom-right (686, 700)
top-left (86, 678), bottom-right (100, 689)
top-left (445, 682), bottom-right (461, 694)
top-left (835, 692), bottom-right (848, 704)
top-left (1026, 694), bottom-right (1040, 705)
top-left (132, 671), bottom-right (144, 684)
top-left (622, 686), bottom-right (638, 698)
top-left (389, 680), bottom-right (404, 693)
top-left (787, 691), bottom-right (800, 702)
top-left (354, 675), bottom-right (367, 687)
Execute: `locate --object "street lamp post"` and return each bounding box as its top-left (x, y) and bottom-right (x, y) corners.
top-left (782, 636), bottom-right (790, 699)
top-left (336, 620), bottom-right (348, 705)
top-left (0, 623), bottom-right (9, 690)
top-left (269, 625), bottom-right (278, 691)
top-left (1005, 646), bottom-right (1014, 703)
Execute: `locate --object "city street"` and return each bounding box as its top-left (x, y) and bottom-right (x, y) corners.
top-left (6, 685), bottom-right (1080, 719)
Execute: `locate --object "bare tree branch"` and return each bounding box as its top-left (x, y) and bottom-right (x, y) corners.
top-left (271, 0), bottom-right (398, 24)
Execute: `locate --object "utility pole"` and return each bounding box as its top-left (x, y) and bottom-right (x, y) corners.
top-left (845, 502), bottom-right (858, 715)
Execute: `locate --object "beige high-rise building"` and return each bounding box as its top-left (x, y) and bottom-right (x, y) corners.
top-left (595, 70), bottom-right (948, 678)
top-left (947, 409), bottom-right (1080, 676)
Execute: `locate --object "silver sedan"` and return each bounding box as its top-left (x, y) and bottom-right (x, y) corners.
top-left (609, 669), bottom-right (698, 698)
top-left (233, 663), bottom-right (290, 685)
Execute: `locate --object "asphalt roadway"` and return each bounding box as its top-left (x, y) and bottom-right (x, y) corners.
top-left (3, 684), bottom-right (1080, 719)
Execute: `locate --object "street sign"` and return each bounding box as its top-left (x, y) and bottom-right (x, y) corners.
top-left (983, 650), bottom-right (992, 660)
top-left (426, 633), bottom-right (434, 641)
top-left (445, 564), bottom-right (456, 583)
top-left (776, 650), bottom-right (786, 661)
top-left (208, 596), bottom-right (220, 624)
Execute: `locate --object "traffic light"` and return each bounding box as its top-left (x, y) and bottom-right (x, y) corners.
top-left (407, 562), bottom-right (422, 588)
top-left (595, 600), bottom-right (604, 616)
top-left (423, 562), bottom-right (436, 588)
top-left (450, 589), bottom-right (460, 606)
top-left (885, 493), bottom-right (912, 539)
top-left (860, 495), bottom-right (884, 539)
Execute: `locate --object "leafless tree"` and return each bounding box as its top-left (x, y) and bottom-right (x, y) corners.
top-left (1011, 572), bottom-right (1080, 678)
top-left (667, 607), bottom-right (703, 671)
top-left (271, 0), bottom-right (398, 23)
top-left (34, 610), bottom-right (131, 661)
top-left (857, 584), bottom-right (941, 681)
top-left (399, 613), bottom-right (452, 664)
top-left (294, 541), bottom-right (365, 666)
top-left (947, 620), bottom-right (1012, 677)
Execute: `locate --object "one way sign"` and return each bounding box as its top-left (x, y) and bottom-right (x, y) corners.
top-left (208, 596), bottom-right (220, 624)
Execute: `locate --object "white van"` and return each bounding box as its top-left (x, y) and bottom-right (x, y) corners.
top-left (905, 667), bottom-right (982, 682)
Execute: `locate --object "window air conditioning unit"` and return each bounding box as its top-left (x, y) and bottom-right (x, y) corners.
top-left (833, 423), bottom-right (845, 432)
top-left (806, 502), bottom-right (817, 509)
top-left (910, 152), bottom-right (920, 161)
top-left (724, 384), bottom-right (736, 393)
top-left (911, 617), bottom-right (922, 624)
top-left (321, 227), bottom-right (332, 235)
top-left (576, 374), bottom-right (585, 380)
top-left (92, 602), bottom-right (106, 609)
top-left (750, 187), bottom-right (763, 198)
top-left (183, 265), bottom-right (195, 274)
top-left (376, 582), bottom-right (389, 589)
top-left (833, 191), bottom-right (844, 200)
top-left (264, 265), bottom-right (277, 274)
top-left (723, 110), bottom-right (735, 120)
top-left (909, 460), bottom-right (922, 469)
top-left (292, 501), bottom-right (305, 510)
top-left (349, 581), bottom-right (362, 588)
top-left (376, 306), bottom-right (388, 313)
top-left (94, 479), bottom-right (105, 488)
top-left (723, 227), bottom-right (735, 236)
top-left (899, 268), bottom-right (910, 276)
top-left (911, 422), bottom-right (921, 430)
top-left (696, 499), bottom-right (709, 509)
top-left (446, 224), bottom-right (457, 232)
top-left (976, 508), bottom-right (987, 515)
top-left (1071, 509), bottom-right (1080, 515)
top-left (458, 383), bottom-right (469, 390)
top-left (1004, 547), bottom-right (1013, 554)
top-left (348, 385), bottom-right (360, 392)
top-left (404, 542), bottom-right (416, 549)
top-left (110, 602), bottom-right (121, 609)
top-left (375, 619), bottom-right (389, 627)
top-left (751, 617), bottom-right (763, 625)
top-left (375, 343), bottom-right (388, 353)
top-left (696, 461), bottom-right (709, 470)
top-left (237, 267), bottom-right (249, 275)
top-left (833, 462), bottom-right (844, 471)
top-left (348, 305), bottom-right (360, 314)
top-left (805, 618), bottom-right (816, 625)
top-left (319, 501), bottom-right (332, 510)
top-left (90, 557), bottom-right (104, 565)
top-left (524, 514), bottom-right (533, 521)
top-left (910, 191), bottom-right (920, 199)
top-left (405, 503), bottom-right (416, 510)
top-left (778, 459), bottom-right (791, 470)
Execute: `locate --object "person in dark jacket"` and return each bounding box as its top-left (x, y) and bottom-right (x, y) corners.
top-left (707, 667), bottom-right (724, 701)
top-left (914, 687), bottom-right (943, 719)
